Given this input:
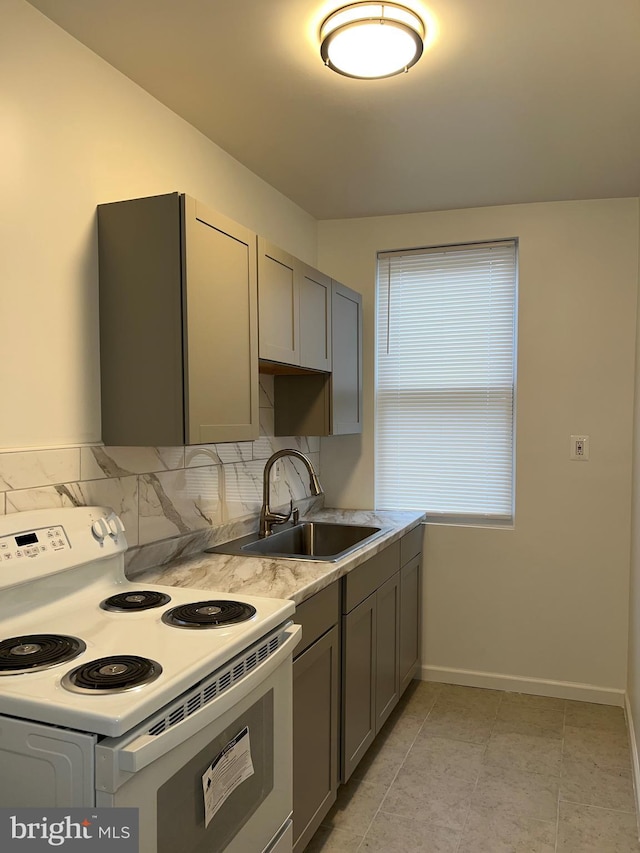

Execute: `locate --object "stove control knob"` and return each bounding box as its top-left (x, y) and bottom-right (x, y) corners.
top-left (91, 517), bottom-right (110, 542)
top-left (107, 514), bottom-right (125, 538)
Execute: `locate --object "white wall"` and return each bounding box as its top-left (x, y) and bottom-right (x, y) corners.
top-left (318, 198), bottom-right (640, 700)
top-left (0, 0), bottom-right (317, 450)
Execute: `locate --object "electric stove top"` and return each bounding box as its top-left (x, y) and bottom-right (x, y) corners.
top-left (0, 507), bottom-right (294, 736)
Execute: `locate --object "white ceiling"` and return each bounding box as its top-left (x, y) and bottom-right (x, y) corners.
top-left (27, 0), bottom-right (640, 220)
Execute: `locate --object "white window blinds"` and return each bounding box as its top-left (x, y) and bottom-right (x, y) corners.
top-left (376, 240), bottom-right (517, 523)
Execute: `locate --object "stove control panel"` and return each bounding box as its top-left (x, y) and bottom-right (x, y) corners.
top-left (0, 525), bottom-right (69, 562)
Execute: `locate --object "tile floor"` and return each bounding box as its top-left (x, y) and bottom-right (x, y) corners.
top-left (306, 681), bottom-right (640, 852)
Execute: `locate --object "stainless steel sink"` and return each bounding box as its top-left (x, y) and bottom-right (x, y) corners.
top-left (205, 521), bottom-right (382, 562)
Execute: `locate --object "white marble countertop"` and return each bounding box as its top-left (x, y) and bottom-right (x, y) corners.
top-left (133, 508), bottom-right (425, 605)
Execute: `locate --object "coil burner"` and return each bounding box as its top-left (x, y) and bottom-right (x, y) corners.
top-left (100, 591), bottom-right (172, 612)
top-left (0, 635), bottom-right (86, 675)
top-left (162, 600), bottom-right (257, 629)
top-left (62, 655), bottom-right (162, 694)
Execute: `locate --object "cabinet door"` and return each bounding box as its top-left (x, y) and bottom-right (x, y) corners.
top-left (331, 281), bottom-right (363, 434)
top-left (375, 572), bottom-right (400, 730)
top-left (299, 264), bottom-right (332, 372)
top-left (342, 594), bottom-right (376, 783)
top-left (399, 554), bottom-right (421, 696)
top-left (98, 192), bottom-right (185, 446)
top-left (183, 197), bottom-right (259, 443)
top-left (292, 626), bottom-right (339, 853)
top-left (258, 239), bottom-right (300, 365)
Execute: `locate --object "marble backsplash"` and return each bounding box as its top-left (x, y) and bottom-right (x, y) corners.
top-left (0, 375), bottom-right (322, 569)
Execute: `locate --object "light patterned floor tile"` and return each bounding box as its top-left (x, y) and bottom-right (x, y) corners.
top-left (306, 825), bottom-right (364, 853)
top-left (380, 764), bottom-right (475, 830)
top-left (565, 701), bottom-right (628, 734)
top-left (495, 702), bottom-right (565, 737)
top-left (560, 756), bottom-right (636, 812)
top-left (396, 679), bottom-right (441, 719)
top-left (564, 725), bottom-right (631, 770)
top-left (557, 802), bottom-right (640, 852)
top-left (435, 684), bottom-right (503, 713)
top-left (500, 691), bottom-right (566, 712)
top-left (484, 730), bottom-right (563, 777)
top-left (306, 686), bottom-right (640, 853)
top-left (350, 737), bottom-right (407, 787)
top-left (457, 804), bottom-right (556, 853)
top-left (404, 734), bottom-right (485, 781)
top-left (472, 765), bottom-right (560, 822)
top-left (322, 778), bottom-right (388, 836)
top-left (421, 703), bottom-right (496, 744)
top-left (360, 811), bottom-right (460, 852)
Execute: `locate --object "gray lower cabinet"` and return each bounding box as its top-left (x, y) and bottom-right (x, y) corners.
top-left (341, 572), bottom-right (400, 779)
top-left (341, 592), bottom-right (377, 783)
top-left (399, 553), bottom-right (422, 695)
top-left (341, 542), bottom-right (400, 783)
top-left (375, 572), bottom-right (400, 730)
top-left (292, 527), bottom-right (423, 848)
top-left (341, 528), bottom-right (422, 783)
top-left (398, 525), bottom-right (423, 697)
top-left (292, 584), bottom-right (340, 853)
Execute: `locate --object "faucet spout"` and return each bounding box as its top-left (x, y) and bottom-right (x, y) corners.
top-left (259, 449), bottom-right (323, 537)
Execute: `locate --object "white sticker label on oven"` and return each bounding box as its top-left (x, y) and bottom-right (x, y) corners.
top-left (202, 726), bottom-right (255, 828)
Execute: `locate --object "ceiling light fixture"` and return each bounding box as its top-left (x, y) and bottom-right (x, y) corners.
top-left (320, 2), bottom-right (425, 79)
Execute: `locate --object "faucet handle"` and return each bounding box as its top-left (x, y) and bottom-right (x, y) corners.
top-left (267, 500), bottom-right (294, 534)
top-left (291, 505), bottom-right (300, 525)
top-left (281, 499), bottom-right (294, 524)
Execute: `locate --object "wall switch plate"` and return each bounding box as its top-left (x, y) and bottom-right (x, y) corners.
top-left (570, 435), bottom-right (590, 461)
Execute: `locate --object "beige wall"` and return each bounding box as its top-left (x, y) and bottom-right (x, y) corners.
top-left (0, 0), bottom-right (317, 450)
top-left (318, 198), bottom-right (640, 699)
top-left (4, 1), bottom-right (640, 705)
top-left (628, 208), bottom-right (640, 748)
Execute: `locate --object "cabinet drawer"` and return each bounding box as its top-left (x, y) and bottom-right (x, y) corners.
top-left (343, 541), bottom-right (400, 614)
top-left (294, 581), bottom-right (340, 658)
top-left (400, 525), bottom-right (423, 566)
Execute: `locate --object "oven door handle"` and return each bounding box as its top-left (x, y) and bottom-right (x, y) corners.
top-left (97, 623), bottom-right (301, 777)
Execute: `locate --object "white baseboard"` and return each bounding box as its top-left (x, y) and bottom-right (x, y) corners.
top-left (421, 664), bottom-right (625, 707)
top-left (625, 694), bottom-right (640, 837)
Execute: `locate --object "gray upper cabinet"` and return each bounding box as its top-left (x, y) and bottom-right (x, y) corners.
top-left (331, 281), bottom-right (363, 434)
top-left (98, 192), bottom-right (259, 446)
top-left (300, 263), bottom-right (332, 372)
top-left (257, 239), bottom-right (332, 371)
top-left (257, 240), bottom-right (300, 366)
top-left (271, 279), bottom-right (363, 436)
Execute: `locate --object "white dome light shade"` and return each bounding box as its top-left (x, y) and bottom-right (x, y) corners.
top-left (320, 3), bottom-right (425, 79)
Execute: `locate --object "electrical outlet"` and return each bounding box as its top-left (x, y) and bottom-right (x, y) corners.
top-left (570, 435), bottom-right (590, 461)
top-left (273, 461), bottom-right (282, 482)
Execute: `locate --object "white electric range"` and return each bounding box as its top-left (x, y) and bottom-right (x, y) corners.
top-left (0, 506), bottom-right (299, 853)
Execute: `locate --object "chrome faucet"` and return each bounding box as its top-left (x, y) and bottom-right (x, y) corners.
top-left (259, 449), bottom-right (323, 537)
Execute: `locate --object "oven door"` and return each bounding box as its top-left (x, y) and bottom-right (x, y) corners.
top-left (96, 624), bottom-right (300, 853)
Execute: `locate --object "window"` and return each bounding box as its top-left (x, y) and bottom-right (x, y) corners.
top-left (375, 240), bottom-right (517, 524)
